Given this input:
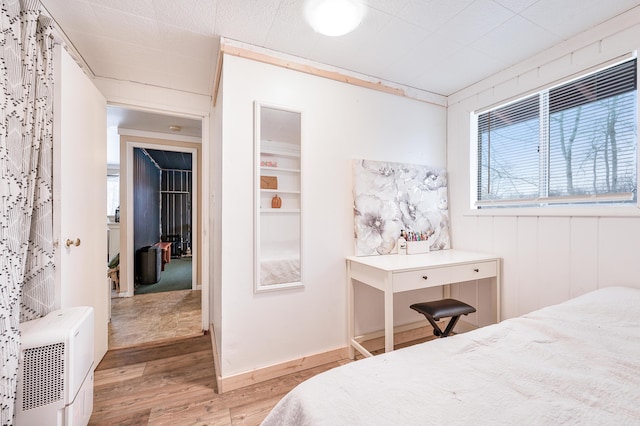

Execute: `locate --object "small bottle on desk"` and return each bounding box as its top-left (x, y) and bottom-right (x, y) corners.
top-left (397, 232), bottom-right (407, 255)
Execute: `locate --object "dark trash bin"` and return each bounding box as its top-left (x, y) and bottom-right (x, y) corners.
top-left (136, 246), bottom-right (161, 284)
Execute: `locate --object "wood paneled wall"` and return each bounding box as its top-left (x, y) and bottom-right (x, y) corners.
top-left (447, 10), bottom-right (640, 324)
top-left (133, 148), bottom-right (161, 254)
top-left (451, 216), bottom-right (640, 322)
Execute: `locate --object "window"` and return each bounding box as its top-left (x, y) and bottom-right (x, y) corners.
top-left (476, 58), bottom-right (637, 208)
top-left (107, 174), bottom-right (119, 216)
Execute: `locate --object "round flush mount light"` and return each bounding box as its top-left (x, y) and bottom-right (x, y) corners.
top-left (305, 0), bottom-right (365, 37)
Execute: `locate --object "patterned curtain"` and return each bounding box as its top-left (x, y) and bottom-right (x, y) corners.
top-left (0, 0), bottom-right (55, 424)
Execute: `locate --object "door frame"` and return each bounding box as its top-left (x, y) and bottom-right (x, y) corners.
top-left (124, 136), bottom-right (199, 295)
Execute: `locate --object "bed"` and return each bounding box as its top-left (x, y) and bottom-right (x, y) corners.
top-left (262, 286), bottom-right (640, 425)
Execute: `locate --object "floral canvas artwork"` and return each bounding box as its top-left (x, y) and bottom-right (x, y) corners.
top-left (353, 159), bottom-right (450, 256)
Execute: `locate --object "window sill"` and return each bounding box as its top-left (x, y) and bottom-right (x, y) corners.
top-left (464, 204), bottom-right (640, 218)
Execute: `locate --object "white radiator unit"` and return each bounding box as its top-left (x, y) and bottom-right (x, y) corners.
top-left (16, 306), bottom-right (94, 426)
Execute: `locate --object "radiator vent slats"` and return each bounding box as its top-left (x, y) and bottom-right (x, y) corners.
top-left (22, 342), bottom-right (65, 410)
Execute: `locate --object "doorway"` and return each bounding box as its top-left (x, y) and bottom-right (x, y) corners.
top-left (132, 147), bottom-right (194, 295)
top-left (106, 106), bottom-right (205, 349)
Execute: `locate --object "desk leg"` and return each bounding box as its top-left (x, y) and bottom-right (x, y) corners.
top-left (496, 259), bottom-right (502, 322)
top-left (347, 262), bottom-right (355, 359)
top-left (384, 272), bottom-right (393, 353)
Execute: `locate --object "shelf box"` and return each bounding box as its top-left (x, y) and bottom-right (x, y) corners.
top-left (260, 175), bottom-right (278, 189)
top-left (406, 240), bottom-right (431, 255)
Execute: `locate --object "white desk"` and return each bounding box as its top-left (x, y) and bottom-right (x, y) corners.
top-left (347, 250), bottom-right (501, 358)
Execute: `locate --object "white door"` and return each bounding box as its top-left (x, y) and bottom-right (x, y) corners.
top-left (53, 45), bottom-right (109, 364)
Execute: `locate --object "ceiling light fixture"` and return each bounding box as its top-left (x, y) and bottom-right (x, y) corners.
top-left (305, 0), bottom-right (365, 37)
top-left (168, 125), bottom-right (182, 132)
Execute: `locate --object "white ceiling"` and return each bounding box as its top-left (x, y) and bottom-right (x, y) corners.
top-left (42, 0), bottom-right (640, 98)
top-left (41, 0), bottom-right (640, 165)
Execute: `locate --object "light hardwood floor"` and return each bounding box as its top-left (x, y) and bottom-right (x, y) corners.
top-left (91, 334), bottom-right (438, 425)
top-left (90, 334), bottom-right (349, 425)
top-left (109, 289), bottom-right (203, 349)
top-left (97, 290), bottom-right (439, 425)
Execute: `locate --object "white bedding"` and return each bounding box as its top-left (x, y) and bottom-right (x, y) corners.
top-left (262, 286), bottom-right (640, 425)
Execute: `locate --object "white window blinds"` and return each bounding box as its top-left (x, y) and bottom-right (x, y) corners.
top-left (476, 58), bottom-right (637, 207)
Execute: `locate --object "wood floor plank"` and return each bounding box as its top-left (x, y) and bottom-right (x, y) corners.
top-left (97, 334), bottom-right (211, 370)
top-left (147, 401), bottom-right (233, 425)
top-left (93, 368), bottom-right (216, 405)
top-left (89, 408), bottom-right (152, 426)
top-left (94, 362), bottom-right (146, 387)
top-left (207, 360), bottom-right (346, 413)
top-left (92, 376), bottom-right (216, 421)
top-left (229, 394), bottom-right (285, 426)
top-left (109, 289), bottom-right (202, 349)
top-left (141, 349), bottom-right (213, 376)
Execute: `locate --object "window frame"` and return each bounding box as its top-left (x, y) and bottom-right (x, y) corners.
top-left (469, 54), bottom-right (640, 217)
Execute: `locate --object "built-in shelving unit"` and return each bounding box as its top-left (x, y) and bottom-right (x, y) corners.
top-left (259, 140), bottom-right (301, 213)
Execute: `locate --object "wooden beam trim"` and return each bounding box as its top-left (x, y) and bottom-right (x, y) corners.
top-left (221, 44), bottom-right (406, 98)
top-left (209, 324), bottom-right (224, 394)
top-left (212, 45), bottom-right (224, 107)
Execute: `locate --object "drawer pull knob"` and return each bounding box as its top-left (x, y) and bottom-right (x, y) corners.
top-left (422, 275), bottom-right (428, 280)
top-left (473, 268), bottom-right (479, 272)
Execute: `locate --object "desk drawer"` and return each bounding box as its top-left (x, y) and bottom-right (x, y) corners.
top-left (450, 261), bottom-right (497, 283)
top-left (393, 261), bottom-right (497, 292)
top-left (393, 267), bottom-right (451, 292)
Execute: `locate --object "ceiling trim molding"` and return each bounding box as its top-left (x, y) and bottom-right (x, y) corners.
top-left (217, 38), bottom-right (446, 107)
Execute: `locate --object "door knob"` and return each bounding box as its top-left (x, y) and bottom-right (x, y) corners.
top-left (65, 238), bottom-right (81, 247)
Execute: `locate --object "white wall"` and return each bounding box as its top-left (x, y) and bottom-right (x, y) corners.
top-left (93, 77), bottom-right (211, 118)
top-left (217, 54), bottom-right (447, 377)
top-left (447, 7), bottom-right (640, 321)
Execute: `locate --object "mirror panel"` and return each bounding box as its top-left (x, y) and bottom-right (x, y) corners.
top-left (254, 102), bottom-right (302, 292)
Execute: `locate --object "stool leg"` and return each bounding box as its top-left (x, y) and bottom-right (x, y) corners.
top-left (424, 316), bottom-right (444, 337)
top-left (441, 315), bottom-right (461, 337)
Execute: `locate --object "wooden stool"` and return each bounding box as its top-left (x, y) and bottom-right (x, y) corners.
top-left (410, 299), bottom-right (476, 338)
